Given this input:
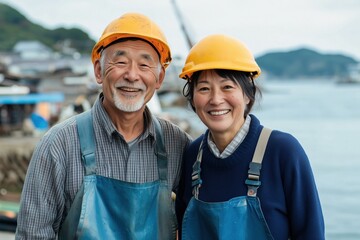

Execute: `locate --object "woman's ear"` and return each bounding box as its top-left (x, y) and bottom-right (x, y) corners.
top-left (244, 94), bottom-right (250, 105)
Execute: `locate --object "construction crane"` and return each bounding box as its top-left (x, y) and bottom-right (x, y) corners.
top-left (170, 0), bottom-right (195, 50)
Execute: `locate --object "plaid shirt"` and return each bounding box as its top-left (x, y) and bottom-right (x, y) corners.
top-left (16, 94), bottom-right (191, 239)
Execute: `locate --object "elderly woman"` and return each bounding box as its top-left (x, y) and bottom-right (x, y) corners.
top-left (175, 34), bottom-right (325, 240)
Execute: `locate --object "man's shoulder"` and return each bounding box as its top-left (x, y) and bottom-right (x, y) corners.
top-left (156, 117), bottom-right (189, 135)
top-left (41, 115), bottom-right (78, 143)
top-left (155, 117), bottom-right (192, 144)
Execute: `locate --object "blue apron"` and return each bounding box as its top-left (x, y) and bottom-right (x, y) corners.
top-left (182, 128), bottom-right (274, 240)
top-left (59, 110), bottom-right (176, 239)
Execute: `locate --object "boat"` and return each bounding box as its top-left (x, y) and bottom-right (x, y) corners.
top-left (337, 63), bottom-right (360, 84)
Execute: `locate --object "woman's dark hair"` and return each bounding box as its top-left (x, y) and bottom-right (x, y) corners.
top-left (182, 69), bottom-right (261, 117)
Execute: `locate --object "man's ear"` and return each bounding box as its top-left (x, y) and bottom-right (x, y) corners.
top-left (155, 66), bottom-right (166, 89)
top-left (94, 60), bottom-right (103, 84)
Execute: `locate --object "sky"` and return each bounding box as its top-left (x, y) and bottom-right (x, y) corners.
top-left (1, 0), bottom-right (360, 61)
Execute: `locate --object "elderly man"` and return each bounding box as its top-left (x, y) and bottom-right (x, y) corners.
top-left (16, 13), bottom-right (191, 239)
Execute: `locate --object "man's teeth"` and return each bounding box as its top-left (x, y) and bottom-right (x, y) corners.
top-left (120, 87), bottom-right (139, 92)
top-left (209, 110), bottom-right (229, 116)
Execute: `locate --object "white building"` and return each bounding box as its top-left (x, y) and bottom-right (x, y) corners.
top-left (13, 41), bottom-right (52, 60)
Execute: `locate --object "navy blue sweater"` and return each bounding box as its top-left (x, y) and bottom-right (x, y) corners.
top-left (175, 115), bottom-right (325, 239)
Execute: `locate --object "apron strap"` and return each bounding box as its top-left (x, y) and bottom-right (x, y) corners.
top-left (76, 110), bottom-right (96, 175)
top-left (245, 127), bottom-right (272, 197)
top-left (59, 111), bottom-right (95, 239)
top-left (152, 116), bottom-right (168, 181)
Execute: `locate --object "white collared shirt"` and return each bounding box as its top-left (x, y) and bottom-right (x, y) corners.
top-left (207, 115), bottom-right (251, 159)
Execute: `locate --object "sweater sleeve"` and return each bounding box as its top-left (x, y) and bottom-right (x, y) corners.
top-left (276, 132), bottom-right (325, 240)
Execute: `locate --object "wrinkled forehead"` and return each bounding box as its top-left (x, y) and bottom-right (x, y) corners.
top-left (100, 37), bottom-right (161, 61)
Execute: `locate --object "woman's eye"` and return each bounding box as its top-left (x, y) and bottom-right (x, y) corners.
top-left (224, 85), bottom-right (234, 89)
top-left (198, 87), bottom-right (209, 92)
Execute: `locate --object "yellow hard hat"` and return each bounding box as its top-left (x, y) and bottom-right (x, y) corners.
top-left (91, 13), bottom-right (172, 68)
top-left (179, 34), bottom-right (261, 79)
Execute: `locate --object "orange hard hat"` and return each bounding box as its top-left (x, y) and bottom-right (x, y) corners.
top-left (91, 13), bottom-right (172, 68)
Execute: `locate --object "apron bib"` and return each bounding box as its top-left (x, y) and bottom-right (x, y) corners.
top-left (59, 110), bottom-right (176, 239)
top-left (182, 128), bottom-right (274, 240)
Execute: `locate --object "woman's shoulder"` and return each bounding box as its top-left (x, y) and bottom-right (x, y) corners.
top-left (265, 129), bottom-right (309, 169)
top-left (269, 129), bottom-right (303, 150)
top-left (187, 133), bottom-right (206, 152)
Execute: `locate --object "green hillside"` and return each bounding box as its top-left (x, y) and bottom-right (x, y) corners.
top-left (1, 2), bottom-right (358, 79)
top-left (0, 3), bottom-right (95, 54)
top-left (256, 48), bottom-right (358, 79)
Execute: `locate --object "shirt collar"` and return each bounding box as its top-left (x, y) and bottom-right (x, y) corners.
top-left (207, 115), bottom-right (252, 158)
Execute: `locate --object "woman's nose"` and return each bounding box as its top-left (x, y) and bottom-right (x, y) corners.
top-left (209, 89), bottom-right (224, 105)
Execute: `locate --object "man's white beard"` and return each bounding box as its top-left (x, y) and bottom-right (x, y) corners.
top-left (113, 91), bottom-right (145, 112)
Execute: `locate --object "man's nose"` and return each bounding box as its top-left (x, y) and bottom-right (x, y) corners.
top-left (124, 63), bottom-right (140, 81)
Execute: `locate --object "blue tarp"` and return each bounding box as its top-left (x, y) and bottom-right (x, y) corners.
top-left (31, 113), bottom-right (49, 130)
top-left (0, 92), bottom-right (64, 104)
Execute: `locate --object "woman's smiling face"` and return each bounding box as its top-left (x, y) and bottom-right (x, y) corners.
top-left (193, 70), bottom-right (250, 138)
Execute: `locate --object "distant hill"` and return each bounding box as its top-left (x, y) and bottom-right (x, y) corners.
top-left (1, 3), bottom-right (358, 79)
top-left (0, 3), bottom-right (95, 54)
top-left (256, 48), bottom-right (358, 79)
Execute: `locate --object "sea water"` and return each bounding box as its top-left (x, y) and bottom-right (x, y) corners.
top-left (252, 79), bottom-right (360, 239)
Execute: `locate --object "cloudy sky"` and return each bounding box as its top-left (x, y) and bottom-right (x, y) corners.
top-left (1, 0), bottom-right (360, 60)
